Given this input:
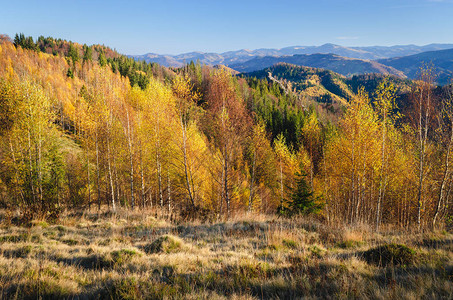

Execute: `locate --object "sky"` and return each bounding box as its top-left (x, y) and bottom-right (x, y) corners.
top-left (1, 0), bottom-right (452, 55)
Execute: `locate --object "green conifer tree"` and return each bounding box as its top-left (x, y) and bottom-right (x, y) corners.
top-left (278, 171), bottom-right (323, 217)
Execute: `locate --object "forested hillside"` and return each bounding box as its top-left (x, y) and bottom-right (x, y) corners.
top-left (1, 34), bottom-right (452, 231)
top-left (244, 63), bottom-right (413, 106)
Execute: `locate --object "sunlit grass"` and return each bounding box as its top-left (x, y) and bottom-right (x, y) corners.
top-left (0, 208), bottom-right (451, 299)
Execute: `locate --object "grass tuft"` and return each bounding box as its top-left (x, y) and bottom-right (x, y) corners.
top-left (110, 248), bottom-right (141, 265)
top-left (363, 243), bottom-right (416, 266)
top-left (144, 235), bottom-right (185, 254)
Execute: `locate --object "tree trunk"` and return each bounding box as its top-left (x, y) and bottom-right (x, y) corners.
top-left (356, 157), bottom-right (365, 224)
top-left (417, 87), bottom-right (430, 231)
top-left (106, 131), bottom-right (116, 212)
top-left (155, 119), bottom-right (163, 211)
top-left (126, 110), bottom-right (135, 209)
top-left (86, 145), bottom-right (91, 211)
top-left (27, 124), bottom-right (36, 206)
top-left (181, 118), bottom-right (195, 207)
top-left (140, 145), bottom-right (146, 208)
top-left (349, 135), bottom-right (356, 224)
top-left (433, 123), bottom-right (453, 227)
top-left (309, 145), bottom-right (314, 193)
top-left (224, 144), bottom-right (230, 218)
top-left (95, 131), bottom-right (101, 210)
top-left (280, 160), bottom-right (284, 209)
top-left (157, 156), bottom-right (163, 209)
top-left (376, 114), bottom-right (386, 231)
top-left (167, 169), bottom-right (171, 215)
top-left (37, 127), bottom-right (43, 210)
top-left (248, 150), bottom-right (256, 213)
top-left (323, 150), bottom-right (330, 224)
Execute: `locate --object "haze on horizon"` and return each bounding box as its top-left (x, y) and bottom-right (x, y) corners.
top-left (1, 0), bottom-right (452, 55)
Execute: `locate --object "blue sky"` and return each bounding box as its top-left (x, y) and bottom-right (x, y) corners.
top-left (1, 0), bottom-right (452, 55)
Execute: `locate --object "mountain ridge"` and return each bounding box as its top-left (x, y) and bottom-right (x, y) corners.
top-left (130, 43), bottom-right (453, 67)
top-left (378, 48), bottom-right (453, 85)
top-left (230, 53), bottom-right (406, 78)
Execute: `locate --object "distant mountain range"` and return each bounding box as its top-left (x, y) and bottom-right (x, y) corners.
top-left (378, 48), bottom-right (453, 85)
top-left (229, 53), bottom-right (405, 77)
top-left (130, 43), bottom-right (453, 67)
top-left (130, 43), bottom-right (453, 85)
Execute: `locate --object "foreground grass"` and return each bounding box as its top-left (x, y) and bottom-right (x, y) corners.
top-left (0, 210), bottom-right (452, 299)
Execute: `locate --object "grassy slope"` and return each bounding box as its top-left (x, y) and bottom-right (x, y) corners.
top-left (0, 210), bottom-right (452, 299)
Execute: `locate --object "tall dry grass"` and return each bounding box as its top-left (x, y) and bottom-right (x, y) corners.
top-left (0, 208), bottom-right (451, 299)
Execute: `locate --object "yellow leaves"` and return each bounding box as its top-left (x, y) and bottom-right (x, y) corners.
top-left (144, 78), bottom-right (176, 110)
top-left (127, 86), bottom-right (145, 109)
top-left (251, 122), bottom-right (267, 148)
top-left (64, 101), bottom-right (76, 118)
top-left (1, 77), bottom-right (56, 148)
top-left (375, 78), bottom-right (398, 124)
top-left (172, 74), bottom-right (200, 103)
top-left (298, 147), bottom-right (311, 173)
top-left (303, 112), bottom-right (320, 134)
top-left (301, 111), bottom-right (322, 156)
top-left (325, 86), bottom-right (381, 182)
top-left (274, 134), bottom-right (290, 161)
top-left (274, 134), bottom-right (298, 174)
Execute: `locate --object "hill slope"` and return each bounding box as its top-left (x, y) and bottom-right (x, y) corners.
top-left (244, 63), bottom-right (354, 105)
top-left (233, 54), bottom-right (405, 77)
top-left (378, 48), bottom-right (453, 85)
top-left (243, 63), bottom-right (412, 105)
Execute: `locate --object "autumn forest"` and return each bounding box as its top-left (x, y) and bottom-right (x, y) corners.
top-left (1, 34), bottom-right (453, 231)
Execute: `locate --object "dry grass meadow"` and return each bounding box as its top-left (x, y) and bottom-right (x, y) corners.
top-left (0, 209), bottom-right (452, 299)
